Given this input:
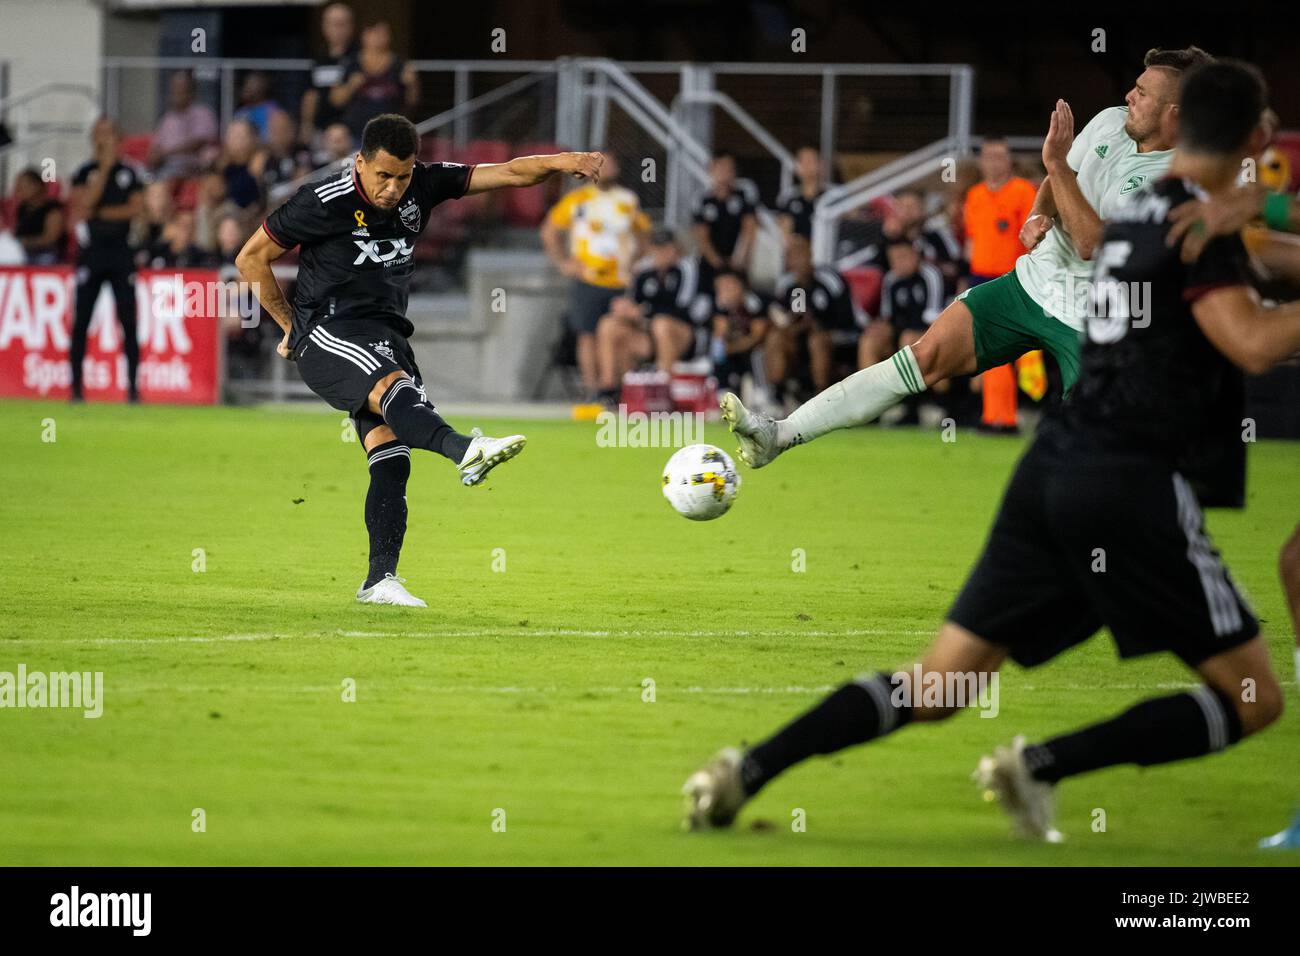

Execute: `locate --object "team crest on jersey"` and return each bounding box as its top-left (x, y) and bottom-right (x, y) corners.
top-left (1095, 144), bottom-right (1109, 159)
top-left (1119, 174), bottom-right (1147, 195)
top-left (370, 340), bottom-right (395, 361)
top-left (400, 202), bottom-right (421, 232)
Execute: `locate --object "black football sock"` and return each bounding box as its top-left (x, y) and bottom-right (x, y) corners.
top-left (740, 673), bottom-right (913, 796)
top-left (363, 441), bottom-right (410, 588)
top-left (379, 379), bottom-right (472, 463)
top-left (1023, 686), bottom-right (1243, 785)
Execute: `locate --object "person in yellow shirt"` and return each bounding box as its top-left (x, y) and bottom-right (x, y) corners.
top-left (541, 153), bottom-right (651, 398)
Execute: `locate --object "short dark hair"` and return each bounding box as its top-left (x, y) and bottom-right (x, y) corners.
top-left (886, 236), bottom-right (918, 252)
top-left (360, 113), bottom-right (419, 161)
top-left (1177, 59), bottom-right (1268, 156)
top-left (16, 166), bottom-right (44, 187)
top-left (712, 267), bottom-right (746, 285)
top-left (711, 150), bottom-right (736, 164)
top-left (1144, 46), bottom-right (1214, 74)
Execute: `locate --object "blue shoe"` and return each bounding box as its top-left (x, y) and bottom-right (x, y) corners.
top-left (1258, 811), bottom-right (1300, 850)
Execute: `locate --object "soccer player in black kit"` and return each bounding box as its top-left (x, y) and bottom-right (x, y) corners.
top-left (237, 114), bottom-right (601, 607)
top-left (684, 61), bottom-right (1300, 839)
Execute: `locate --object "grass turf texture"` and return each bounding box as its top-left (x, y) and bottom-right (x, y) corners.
top-left (1, 397), bottom-right (1297, 866)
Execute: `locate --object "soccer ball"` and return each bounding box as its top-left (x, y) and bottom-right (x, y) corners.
top-left (661, 444), bottom-right (741, 521)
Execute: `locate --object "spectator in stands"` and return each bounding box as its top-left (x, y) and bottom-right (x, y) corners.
top-left (331, 21), bottom-right (418, 142)
top-left (214, 119), bottom-right (267, 212)
top-left (541, 153), bottom-right (651, 400)
top-left (708, 268), bottom-right (771, 396)
top-left (859, 237), bottom-right (947, 423)
top-left (10, 167), bottom-right (65, 265)
top-left (144, 209), bottom-right (210, 270)
top-left (768, 234), bottom-right (864, 403)
top-left (963, 135), bottom-right (1040, 434)
top-left (262, 110), bottom-right (313, 205)
top-left (69, 118), bottom-right (144, 403)
top-left (776, 145), bottom-right (826, 241)
top-left (138, 180), bottom-right (174, 258)
top-left (148, 70), bottom-right (218, 181)
top-left (693, 151), bottom-right (758, 289)
top-left (214, 213), bottom-right (250, 267)
top-left (593, 229), bottom-right (701, 404)
top-left (234, 72), bottom-right (280, 140)
top-left (314, 122), bottom-right (356, 170)
top-left (301, 2), bottom-right (358, 143)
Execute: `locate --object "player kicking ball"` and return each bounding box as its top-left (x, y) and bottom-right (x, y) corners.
top-left (238, 115), bottom-right (602, 606)
top-left (722, 46), bottom-right (1209, 466)
top-left (685, 61), bottom-right (1300, 840)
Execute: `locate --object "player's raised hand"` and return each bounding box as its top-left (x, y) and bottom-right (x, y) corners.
top-left (1020, 213), bottom-right (1053, 251)
top-left (1041, 99), bottom-right (1075, 171)
top-left (1167, 184), bottom-right (1266, 263)
top-left (564, 151), bottom-right (605, 182)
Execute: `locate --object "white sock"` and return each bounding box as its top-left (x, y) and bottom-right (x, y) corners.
top-left (776, 346), bottom-right (925, 447)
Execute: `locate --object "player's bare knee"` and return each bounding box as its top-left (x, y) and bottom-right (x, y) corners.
top-left (367, 370), bottom-right (409, 415)
top-left (1279, 524), bottom-right (1300, 581)
top-left (1239, 675), bottom-right (1284, 735)
top-left (363, 424), bottom-right (397, 452)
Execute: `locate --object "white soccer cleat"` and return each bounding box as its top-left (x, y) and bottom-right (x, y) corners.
top-left (720, 392), bottom-right (782, 469)
top-left (458, 427), bottom-right (527, 486)
top-left (682, 747), bottom-right (749, 831)
top-left (355, 574), bottom-right (427, 608)
top-left (973, 735), bottom-right (1064, 843)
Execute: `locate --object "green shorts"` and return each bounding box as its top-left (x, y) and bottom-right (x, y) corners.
top-left (956, 270), bottom-right (1081, 391)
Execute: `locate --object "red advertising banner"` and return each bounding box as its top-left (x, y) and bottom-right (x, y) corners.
top-left (0, 266), bottom-right (224, 404)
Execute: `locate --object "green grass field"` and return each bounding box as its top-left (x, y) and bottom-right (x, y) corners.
top-left (1, 397), bottom-right (1297, 866)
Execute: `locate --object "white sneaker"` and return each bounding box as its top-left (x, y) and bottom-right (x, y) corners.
top-left (355, 573), bottom-right (427, 608)
top-left (682, 747), bottom-right (749, 831)
top-left (720, 392), bottom-right (782, 469)
top-left (973, 735), bottom-right (1064, 843)
top-left (458, 427), bottom-right (527, 486)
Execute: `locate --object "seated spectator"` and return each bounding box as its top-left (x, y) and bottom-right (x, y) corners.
top-left (215, 119), bottom-right (267, 212)
top-left (331, 21), bottom-right (418, 142)
top-left (707, 269), bottom-right (771, 396)
top-left (767, 234), bottom-right (864, 402)
top-left (850, 188), bottom-right (962, 293)
top-left (144, 209), bottom-right (212, 270)
top-left (148, 70), bottom-right (219, 181)
top-left (138, 180), bottom-right (174, 256)
top-left (262, 110), bottom-right (313, 205)
top-left (860, 237), bottom-right (947, 423)
top-left (214, 212), bottom-right (250, 267)
top-left (593, 230), bottom-right (701, 404)
top-left (776, 145), bottom-right (827, 241)
top-left (233, 72), bottom-right (280, 140)
top-left (301, 2), bottom-right (358, 143)
top-left (313, 122), bottom-right (356, 170)
top-left (10, 167), bottom-right (65, 264)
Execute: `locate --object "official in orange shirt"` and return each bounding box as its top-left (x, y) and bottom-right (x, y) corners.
top-left (963, 137), bottom-right (1039, 432)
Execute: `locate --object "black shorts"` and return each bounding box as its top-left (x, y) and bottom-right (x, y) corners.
top-left (294, 320), bottom-right (425, 445)
top-left (567, 280), bottom-right (621, 335)
top-left (947, 422), bottom-right (1258, 668)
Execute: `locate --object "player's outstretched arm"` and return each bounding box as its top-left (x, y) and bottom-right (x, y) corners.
top-left (234, 227), bottom-right (295, 359)
top-left (466, 151), bottom-right (604, 194)
top-left (1191, 286), bottom-right (1300, 374)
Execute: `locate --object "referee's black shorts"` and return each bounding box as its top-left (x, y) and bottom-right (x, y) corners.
top-left (294, 319), bottom-right (426, 445)
top-left (948, 423), bottom-right (1259, 669)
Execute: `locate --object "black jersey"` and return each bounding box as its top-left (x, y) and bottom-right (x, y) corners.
top-left (71, 159), bottom-right (145, 249)
top-left (692, 183), bottom-right (758, 259)
top-left (881, 261), bottom-right (945, 330)
top-left (631, 256), bottom-right (700, 321)
top-left (262, 161), bottom-right (474, 347)
top-left (1056, 177), bottom-right (1251, 506)
top-left (776, 266), bottom-right (864, 332)
top-left (775, 186), bottom-right (825, 239)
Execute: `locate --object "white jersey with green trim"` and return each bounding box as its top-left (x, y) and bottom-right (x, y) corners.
top-left (1014, 105), bottom-right (1174, 331)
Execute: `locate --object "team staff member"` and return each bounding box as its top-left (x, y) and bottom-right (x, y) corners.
top-left (69, 118), bottom-right (145, 403)
top-left (693, 151), bottom-right (758, 290)
top-left (963, 136), bottom-right (1041, 432)
top-left (541, 153), bottom-right (651, 400)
